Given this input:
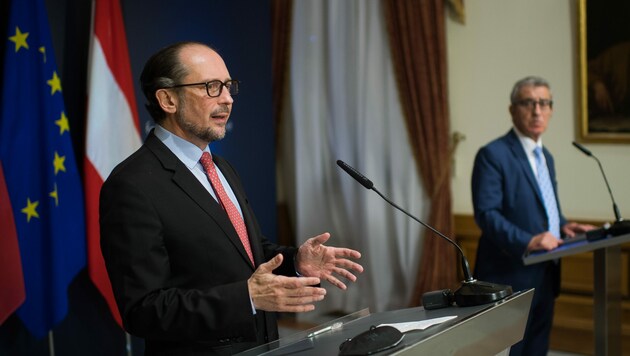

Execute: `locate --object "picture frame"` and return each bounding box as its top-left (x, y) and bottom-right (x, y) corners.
top-left (578, 0), bottom-right (630, 143)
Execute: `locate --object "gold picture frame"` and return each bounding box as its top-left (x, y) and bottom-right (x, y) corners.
top-left (578, 0), bottom-right (630, 143)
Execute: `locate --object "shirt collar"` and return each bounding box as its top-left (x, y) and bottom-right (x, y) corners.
top-left (512, 126), bottom-right (542, 154)
top-left (154, 125), bottom-right (210, 169)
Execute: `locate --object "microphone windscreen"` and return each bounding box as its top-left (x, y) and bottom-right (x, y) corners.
top-left (336, 160), bottom-right (374, 189)
top-left (572, 141), bottom-right (592, 156)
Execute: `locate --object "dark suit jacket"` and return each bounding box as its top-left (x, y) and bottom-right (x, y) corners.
top-left (100, 131), bottom-right (297, 355)
top-left (471, 129), bottom-right (566, 293)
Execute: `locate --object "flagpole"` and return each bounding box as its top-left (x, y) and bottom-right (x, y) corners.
top-left (125, 331), bottom-right (133, 356)
top-left (48, 331), bottom-right (55, 356)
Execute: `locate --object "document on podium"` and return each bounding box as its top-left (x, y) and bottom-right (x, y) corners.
top-left (378, 315), bottom-right (457, 333)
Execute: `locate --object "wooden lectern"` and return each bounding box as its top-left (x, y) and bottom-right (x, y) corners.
top-left (524, 232), bottom-right (630, 356)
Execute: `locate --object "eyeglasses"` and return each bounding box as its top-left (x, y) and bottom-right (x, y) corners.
top-left (513, 99), bottom-right (553, 110)
top-left (166, 79), bottom-right (239, 97)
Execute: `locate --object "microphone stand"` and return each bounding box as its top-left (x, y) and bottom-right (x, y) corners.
top-left (336, 160), bottom-right (512, 307)
top-left (370, 187), bottom-right (512, 307)
top-left (572, 142), bottom-right (630, 236)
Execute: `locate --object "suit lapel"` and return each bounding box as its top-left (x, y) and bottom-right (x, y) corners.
top-left (505, 131), bottom-right (544, 206)
top-left (145, 133), bottom-right (255, 269)
top-left (213, 156), bottom-right (262, 266)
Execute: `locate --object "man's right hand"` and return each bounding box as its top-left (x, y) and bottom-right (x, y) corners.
top-left (248, 254), bottom-right (326, 312)
top-left (527, 231), bottom-right (563, 252)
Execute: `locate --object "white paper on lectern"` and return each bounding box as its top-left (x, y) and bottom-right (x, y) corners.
top-left (378, 315), bottom-right (457, 333)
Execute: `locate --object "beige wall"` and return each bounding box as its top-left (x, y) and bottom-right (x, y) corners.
top-left (447, 0), bottom-right (629, 222)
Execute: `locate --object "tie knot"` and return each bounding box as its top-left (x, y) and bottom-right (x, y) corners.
top-left (533, 146), bottom-right (543, 158)
top-left (200, 152), bottom-right (213, 168)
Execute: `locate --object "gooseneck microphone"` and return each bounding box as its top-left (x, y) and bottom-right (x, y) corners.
top-left (337, 160), bottom-right (473, 282)
top-left (336, 160), bottom-right (512, 307)
top-left (572, 142), bottom-right (630, 236)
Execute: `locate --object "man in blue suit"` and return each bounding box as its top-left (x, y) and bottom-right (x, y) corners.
top-left (471, 76), bottom-right (594, 356)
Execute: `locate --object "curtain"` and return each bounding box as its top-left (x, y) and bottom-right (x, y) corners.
top-left (271, 0), bottom-right (293, 143)
top-left (271, 0), bottom-right (296, 247)
top-left (383, 0), bottom-right (458, 305)
top-left (282, 0), bottom-right (428, 316)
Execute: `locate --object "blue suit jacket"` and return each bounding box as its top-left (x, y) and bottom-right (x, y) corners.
top-left (471, 130), bottom-right (566, 293)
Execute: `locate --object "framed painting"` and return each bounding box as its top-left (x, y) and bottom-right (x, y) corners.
top-left (578, 0), bottom-right (630, 143)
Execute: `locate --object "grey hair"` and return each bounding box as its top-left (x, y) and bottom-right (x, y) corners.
top-left (510, 76), bottom-right (552, 103)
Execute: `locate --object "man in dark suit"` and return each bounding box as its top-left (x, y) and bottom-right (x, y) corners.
top-left (471, 76), bottom-right (593, 356)
top-left (100, 41), bottom-right (363, 355)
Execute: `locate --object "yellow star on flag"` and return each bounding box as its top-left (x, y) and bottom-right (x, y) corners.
top-left (55, 111), bottom-right (70, 135)
top-left (22, 198), bottom-right (40, 222)
top-left (49, 183), bottom-right (59, 206)
top-left (47, 71), bottom-right (62, 95)
top-left (39, 46), bottom-right (47, 63)
top-left (53, 151), bottom-right (66, 175)
top-left (9, 26), bottom-right (29, 52)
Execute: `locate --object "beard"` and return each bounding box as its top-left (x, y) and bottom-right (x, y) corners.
top-left (175, 95), bottom-right (228, 143)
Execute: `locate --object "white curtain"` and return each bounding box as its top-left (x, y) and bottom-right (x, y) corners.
top-left (280, 0), bottom-right (428, 316)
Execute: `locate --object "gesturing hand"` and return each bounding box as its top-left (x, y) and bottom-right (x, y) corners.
top-left (296, 232), bottom-right (363, 290)
top-left (248, 254), bottom-right (326, 313)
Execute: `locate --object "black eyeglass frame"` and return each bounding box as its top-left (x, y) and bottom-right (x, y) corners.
top-left (165, 79), bottom-right (239, 98)
top-left (513, 99), bottom-right (554, 110)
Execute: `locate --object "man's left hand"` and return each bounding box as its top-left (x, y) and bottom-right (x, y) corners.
top-left (296, 233), bottom-right (363, 290)
top-left (562, 222), bottom-right (597, 238)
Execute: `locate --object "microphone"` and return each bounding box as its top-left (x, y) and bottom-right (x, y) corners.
top-left (336, 160), bottom-right (512, 307)
top-left (572, 142), bottom-right (630, 236)
top-left (337, 160), bottom-right (374, 189)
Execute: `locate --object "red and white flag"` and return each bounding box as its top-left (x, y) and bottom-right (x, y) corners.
top-left (0, 164), bottom-right (25, 325)
top-left (85, 0), bottom-right (142, 327)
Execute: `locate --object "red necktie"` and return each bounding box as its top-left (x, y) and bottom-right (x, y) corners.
top-left (200, 152), bottom-right (254, 265)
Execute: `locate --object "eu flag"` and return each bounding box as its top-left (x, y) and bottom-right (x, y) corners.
top-left (0, 0), bottom-right (86, 338)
